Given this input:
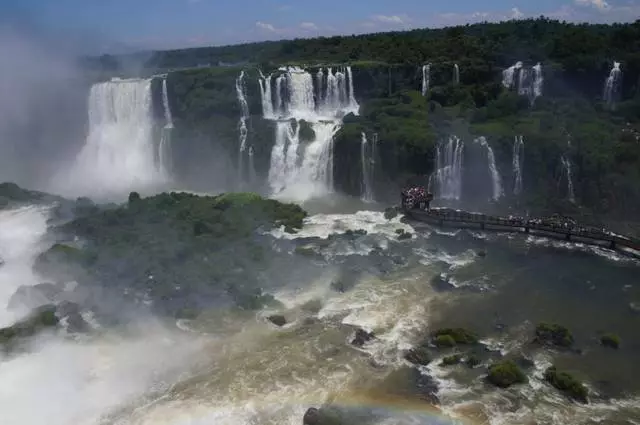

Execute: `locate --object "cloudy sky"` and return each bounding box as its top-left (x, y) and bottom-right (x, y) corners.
top-left (3, 0), bottom-right (639, 52)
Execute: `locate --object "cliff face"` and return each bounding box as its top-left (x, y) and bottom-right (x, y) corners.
top-left (160, 57), bottom-right (639, 216)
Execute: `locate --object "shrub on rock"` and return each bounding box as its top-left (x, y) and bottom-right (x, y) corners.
top-left (404, 347), bottom-right (432, 366)
top-left (534, 323), bottom-right (574, 347)
top-left (600, 334), bottom-right (620, 349)
top-left (487, 360), bottom-right (527, 388)
top-left (543, 366), bottom-right (588, 403)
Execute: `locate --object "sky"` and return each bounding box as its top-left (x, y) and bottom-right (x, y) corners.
top-left (2, 0), bottom-right (639, 53)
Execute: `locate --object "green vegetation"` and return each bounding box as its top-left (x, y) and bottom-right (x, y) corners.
top-left (0, 305), bottom-right (59, 351)
top-left (487, 360), bottom-right (528, 388)
top-left (0, 182), bottom-right (57, 209)
top-left (534, 323), bottom-right (574, 348)
top-left (441, 354), bottom-right (463, 366)
top-left (35, 191), bottom-right (307, 314)
top-left (434, 334), bottom-right (456, 348)
top-left (600, 333), bottom-right (621, 349)
top-left (543, 366), bottom-right (589, 403)
top-left (432, 328), bottom-right (479, 345)
top-left (86, 19), bottom-right (640, 219)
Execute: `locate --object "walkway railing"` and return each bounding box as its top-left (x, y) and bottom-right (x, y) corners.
top-left (404, 207), bottom-right (640, 252)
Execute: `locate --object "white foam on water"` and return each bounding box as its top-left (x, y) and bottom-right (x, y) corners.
top-left (0, 205), bottom-right (51, 327)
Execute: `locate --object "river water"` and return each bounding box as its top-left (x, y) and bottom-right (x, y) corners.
top-left (0, 200), bottom-right (638, 425)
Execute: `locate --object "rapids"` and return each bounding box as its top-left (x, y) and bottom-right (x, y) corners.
top-left (0, 200), bottom-right (639, 425)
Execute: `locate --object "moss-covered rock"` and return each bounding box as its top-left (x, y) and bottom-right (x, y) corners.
top-left (0, 305), bottom-right (59, 350)
top-left (384, 207), bottom-right (398, 220)
top-left (404, 347), bottom-right (432, 366)
top-left (600, 334), bottom-right (620, 349)
top-left (434, 334), bottom-right (456, 348)
top-left (432, 327), bottom-right (478, 345)
top-left (441, 354), bottom-right (463, 366)
top-left (534, 323), bottom-right (574, 348)
top-left (487, 360), bottom-right (527, 388)
top-left (543, 366), bottom-right (588, 403)
top-left (465, 354), bottom-right (481, 368)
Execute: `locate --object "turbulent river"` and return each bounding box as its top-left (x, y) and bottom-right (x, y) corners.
top-left (1, 199), bottom-right (639, 425)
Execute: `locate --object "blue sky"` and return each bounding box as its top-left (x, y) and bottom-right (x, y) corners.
top-left (3, 0), bottom-right (639, 52)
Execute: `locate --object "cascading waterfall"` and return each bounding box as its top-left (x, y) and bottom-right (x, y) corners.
top-left (421, 64), bottom-right (431, 96)
top-left (502, 61), bottom-right (523, 89)
top-left (532, 63), bottom-right (543, 99)
top-left (258, 66), bottom-right (359, 201)
top-left (60, 78), bottom-right (168, 198)
top-left (475, 137), bottom-right (503, 201)
top-left (603, 61), bottom-right (622, 107)
top-left (503, 61), bottom-right (543, 102)
top-left (235, 70), bottom-right (250, 186)
top-left (453, 64), bottom-right (460, 85)
top-left (433, 136), bottom-right (464, 200)
top-left (360, 132), bottom-right (376, 202)
top-left (512, 135), bottom-right (524, 195)
top-left (561, 155), bottom-right (575, 202)
top-left (258, 71), bottom-right (274, 118)
top-left (159, 78), bottom-right (173, 171)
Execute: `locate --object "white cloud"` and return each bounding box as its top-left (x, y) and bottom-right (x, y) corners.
top-left (471, 12), bottom-right (490, 19)
top-left (371, 15), bottom-right (406, 24)
top-left (510, 7), bottom-right (525, 19)
top-left (300, 22), bottom-right (318, 30)
top-left (255, 21), bottom-right (277, 32)
top-left (574, 0), bottom-right (611, 10)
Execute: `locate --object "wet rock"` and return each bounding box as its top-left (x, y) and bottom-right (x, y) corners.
top-left (267, 315), bottom-right (287, 327)
top-left (600, 334), bottom-right (620, 349)
top-left (432, 327), bottom-right (478, 346)
top-left (397, 230), bottom-right (412, 240)
top-left (486, 360), bottom-right (527, 388)
top-left (430, 273), bottom-right (455, 292)
top-left (543, 366), bottom-right (588, 403)
top-left (7, 282), bottom-right (64, 311)
top-left (404, 347), bottom-right (432, 366)
top-left (302, 407), bottom-right (350, 425)
top-left (465, 354), bottom-right (481, 368)
top-left (294, 246), bottom-right (316, 257)
top-left (344, 229), bottom-right (367, 238)
top-left (384, 207), bottom-right (398, 220)
top-left (303, 408), bottom-right (321, 425)
top-left (534, 323), bottom-right (574, 348)
top-left (0, 304), bottom-right (59, 350)
top-left (440, 354), bottom-right (462, 366)
top-left (477, 250), bottom-right (487, 257)
top-left (351, 328), bottom-right (374, 347)
top-left (330, 280), bottom-right (346, 293)
top-left (512, 353), bottom-right (535, 370)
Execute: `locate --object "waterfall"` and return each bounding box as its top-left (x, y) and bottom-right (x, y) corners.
top-left (258, 71), bottom-right (274, 118)
top-left (421, 64), bottom-right (431, 96)
top-left (603, 61), bottom-right (622, 107)
top-left (512, 135), bottom-right (524, 195)
top-left (475, 137), bottom-right (503, 201)
top-left (159, 78), bottom-right (173, 172)
top-left (360, 132), bottom-right (376, 202)
top-left (453, 64), bottom-right (460, 85)
top-left (561, 155), bottom-right (575, 202)
top-left (59, 78), bottom-right (168, 198)
top-left (532, 63), bottom-right (543, 99)
top-left (504, 61), bottom-right (543, 102)
top-left (235, 71), bottom-right (250, 186)
top-left (502, 61), bottom-right (523, 88)
top-left (248, 146), bottom-right (256, 186)
top-left (161, 79), bottom-right (173, 129)
top-left (433, 136), bottom-right (464, 200)
top-left (259, 66), bottom-right (359, 201)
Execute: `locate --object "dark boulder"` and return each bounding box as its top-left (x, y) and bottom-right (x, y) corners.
top-left (267, 315), bottom-right (287, 327)
top-left (404, 347), bottom-right (432, 366)
top-left (351, 328), bottom-right (374, 347)
top-left (486, 360), bottom-right (527, 388)
top-left (544, 366), bottom-right (588, 403)
top-left (534, 323), bottom-right (574, 348)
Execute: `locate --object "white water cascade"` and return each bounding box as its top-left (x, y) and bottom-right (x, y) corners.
top-left (603, 61), bottom-right (622, 107)
top-left (502, 61), bottom-right (523, 89)
top-left (433, 136), bottom-right (464, 200)
top-left (475, 137), bottom-right (503, 201)
top-left (512, 135), bottom-right (524, 195)
top-left (561, 155), bottom-right (575, 202)
top-left (58, 78), bottom-right (168, 199)
top-left (259, 66), bottom-right (359, 201)
top-left (159, 78), bottom-right (173, 172)
top-left (503, 61), bottom-right (543, 102)
top-left (235, 71), bottom-right (250, 186)
top-left (360, 132), bottom-right (377, 202)
top-left (453, 64), bottom-right (460, 85)
top-left (421, 64), bottom-right (431, 96)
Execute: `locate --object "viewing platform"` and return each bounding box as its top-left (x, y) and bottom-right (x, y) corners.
top-left (402, 207), bottom-right (640, 256)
